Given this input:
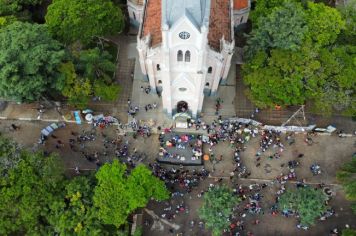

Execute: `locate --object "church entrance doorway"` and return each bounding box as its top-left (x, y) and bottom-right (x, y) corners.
top-left (177, 101), bottom-right (188, 113)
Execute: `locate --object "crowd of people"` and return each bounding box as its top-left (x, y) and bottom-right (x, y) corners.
top-left (150, 163), bottom-right (209, 193)
top-left (36, 110), bottom-right (346, 236)
top-left (158, 133), bottom-right (203, 162)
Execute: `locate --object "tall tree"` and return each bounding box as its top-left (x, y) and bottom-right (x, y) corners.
top-left (312, 46), bottom-right (356, 115)
top-left (126, 164), bottom-right (170, 210)
top-left (337, 158), bottom-right (356, 213)
top-left (342, 228), bottom-right (356, 236)
top-left (58, 62), bottom-right (92, 108)
top-left (0, 151), bottom-right (65, 235)
top-left (93, 81), bottom-right (121, 102)
top-left (45, 0), bottom-right (124, 44)
top-left (246, 1), bottom-right (307, 59)
top-left (0, 22), bottom-right (65, 102)
top-left (249, 0), bottom-right (293, 24)
top-left (76, 47), bottom-right (117, 82)
top-left (337, 0), bottom-right (356, 44)
top-left (93, 161), bottom-right (169, 228)
top-left (278, 187), bottom-right (328, 226)
top-left (243, 46), bottom-right (321, 108)
top-left (0, 135), bottom-right (21, 177)
top-left (198, 185), bottom-right (240, 236)
top-left (48, 175), bottom-right (116, 236)
top-left (243, 1), bottom-right (350, 113)
top-left (305, 2), bottom-right (345, 47)
top-left (0, 15), bottom-right (17, 29)
top-left (0, 0), bottom-right (43, 15)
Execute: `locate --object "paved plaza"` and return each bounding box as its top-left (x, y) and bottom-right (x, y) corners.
top-left (0, 34), bottom-right (355, 236)
top-left (0, 118), bottom-right (355, 235)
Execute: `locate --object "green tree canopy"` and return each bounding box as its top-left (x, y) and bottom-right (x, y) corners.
top-left (312, 46), bottom-right (356, 115)
top-left (198, 185), bottom-right (240, 236)
top-left (278, 187), bottom-right (328, 226)
top-left (1, 136), bottom-right (166, 233)
top-left (93, 161), bottom-right (169, 228)
top-left (0, 135), bottom-right (21, 177)
top-left (243, 47), bottom-right (321, 108)
top-left (93, 81), bottom-right (121, 102)
top-left (45, 0), bottom-right (124, 44)
top-left (342, 228), bottom-right (356, 236)
top-left (249, 0), bottom-right (294, 24)
top-left (0, 0), bottom-right (43, 15)
top-left (246, 1), bottom-right (345, 58)
top-left (305, 2), bottom-right (345, 47)
top-left (243, 1), bottom-right (352, 113)
top-left (126, 164), bottom-right (170, 210)
top-left (337, 158), bottom-right (356, 203)
top-left (0, 15), bottom-right (17, 29)
top-left (0, 22), bottom-right (65, 102)
top-left (58, 62), bottom-right (92, 108)
top-left (59, 46), bottom-right (121, 107)
top-left (243, 44), bottom-right (355, 113)
top-left (76, 47), bottom-right (117, 82)
top-left (0, 150), bottom-right (65, 235)
top-left (48, 175), bottom-right (117, 236)
top-left (246, 1), bottom-right (307, 59)
top-left (337, 0), bottom-right (356, 44)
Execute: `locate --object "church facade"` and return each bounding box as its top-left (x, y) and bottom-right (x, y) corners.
top-left (132, 0), bottom-right (250, 118)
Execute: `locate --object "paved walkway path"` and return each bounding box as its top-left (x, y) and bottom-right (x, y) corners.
top-left (207, 175), bottom-right (342, 187)
top-left (144, 208), bottom-right (181, 231)
top-left (0, 35), bottom-right (353, 133)
top-left (100, 35), bottom-right (137, 123)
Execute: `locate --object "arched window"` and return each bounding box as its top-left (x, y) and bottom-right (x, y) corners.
top-left (185, 51), bottom-right (191, 62)
top-left (133, 12), bottom-right (136, 20)
top-left (158, 80), bottom-right (162, 84)
top-left (208, 67), bottom-right (212, 73)
top-left (156, 64), bottom-right (160, 71)
top-left (205, 82), bottom-right (210, 86)
top-left (177, 50), bottom-right (183, 61)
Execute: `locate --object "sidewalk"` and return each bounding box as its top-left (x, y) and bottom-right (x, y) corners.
top-left (0, 102), bottom-right (70, 123)
top-left (0, 35), bottom-right (353, 134)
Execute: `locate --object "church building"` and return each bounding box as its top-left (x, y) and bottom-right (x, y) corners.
top-left (130, 0), bottom-right (250, 118)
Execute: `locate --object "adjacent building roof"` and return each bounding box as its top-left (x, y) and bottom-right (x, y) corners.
top-left (142, 0), bottom-right (162, 47)
top-left (234, 0), bottom-right (249, 10)
top-left (208, 0), bottom-right (232, 51)
top-left (129, 0), bottom-right (145, 5)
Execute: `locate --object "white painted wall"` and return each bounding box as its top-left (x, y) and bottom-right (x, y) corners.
top-left (137, 1), bottom-right (240, 117)
top-left (128, 1), bottom-right (144, 25)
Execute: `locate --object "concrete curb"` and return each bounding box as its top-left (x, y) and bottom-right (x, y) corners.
top-left (207, 176), bottom-right (342, 187)
top-left (0, 116), bottom-right (77, 124)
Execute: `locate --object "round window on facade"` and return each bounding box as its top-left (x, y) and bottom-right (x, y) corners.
top-left (178, 87), bottom-right (187, 92)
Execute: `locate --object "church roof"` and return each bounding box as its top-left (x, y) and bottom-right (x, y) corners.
top-left (141, 0), bottom-right (233, 51)
top-left (128, 0), bottom-right (144, 5)
top-left (164, 0), bottom-right (210, 28)
top-left (208, 0), bottom-right (232, 51)
top-left (142, 0), bottom-right (162, 47)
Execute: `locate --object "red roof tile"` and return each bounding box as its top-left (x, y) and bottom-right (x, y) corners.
top-left (208, 0), bottom-right (232, 51)
top-left (129, 0), bottom-right (144, 5)
top-left (142, 0), bottom-right (162, 47)
top-left (234, 0), bottom-right (249, 10)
